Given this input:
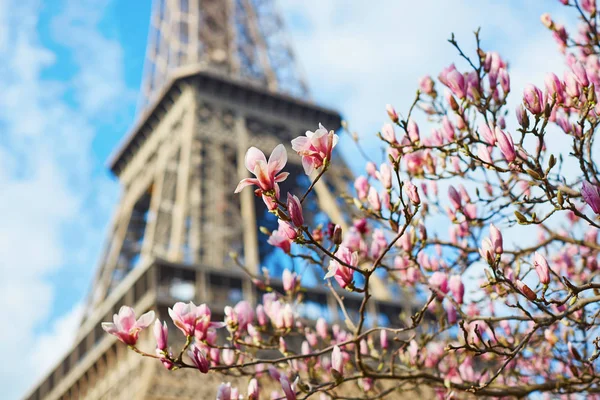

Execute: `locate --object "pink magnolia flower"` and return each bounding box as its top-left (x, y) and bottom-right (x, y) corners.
top-left (419, 75), bottom-right (435, 94)
top-left (291, 123), bottom-right (339, 175)
top-left (280, 376), bottom-right (297, 400)
top-left (316, 318), bottom-right (328, 339)
top-left (235, 145), bottom-right (289, 199)
top-left (168, 301), bottom-right (207, 337)
top-left (386, 104), bottom-right (399, 123)
top-left (268, 225), bottom-right (293, 253)
top-left (429, 271), bottom-right (449, 297)
top-left (479, 238), bottom-right (495, 263)
top-left (448, 185), bottom-right (462, 210)
top-left (489, 224), bottom-right (503, 254)
top-left (370, 229), bottom-right (388, 259)
top-left (448, 275), bottom-right (465, 304)
top-left (571, 61), bottom-right (589, 86)
top-left (189, 344), bottom-right (209, 373)
top-left (101, 306), bottom-right (155, 346)
top-left (282, 269), bottom-right (297, 292)
top-left (564, 70), bottom-right (580, 98)
top-left (441, 116), bottom-right (455, 142)
top-left (516, 104), bottom-right (529, 128)
top-left (381, 123), bottom-right (396, 143)
top-left (354, 176), bottom-right (369, 200)
top-left (248, 379), bottom-right (259, 400)
top-left (366, 161), bottom-right (377, 177)
top-left (477, 144), bottom-right (493, 164)
top-left (446, 69), bottom-right (466, 99)
top-left (544, 72), bottom-right (564, 103)
top-left (495, 127), bottom-right (516, 162)
top-left (380, 330), bottom-right (389, 350)
top-left (479, 123), bottom-right (496, 145)
top-left (154, 319), bottom-right (168, 351)
top-left (217, 383), bottom-right (232, 400)
top-left (331, 345), bottom-right (343, 376)
top-left (403, 180), bottom-right (420, 204)
top-left (376, 163), bottom-right (393, 189)
top-left (407, 118), bottom-right (420, 142)
top-left (233, 300), bottom-right (255, 331)
top-left (367, 187), bottom-right (381, 211)
top-left (326, 246), bottom-right (358, 289)
top-left (287, 193), bottom-right (304, 227)
top-left (523, 84), bottom-right (544, 115)
top-left (446, 302), bottom-right (457, 324)
top-left (534, 252), bottom-right (551, 285)
top-left (499, 68), bottom-right (510, 93)
top-left (582, 181), bottom-right (600, 214)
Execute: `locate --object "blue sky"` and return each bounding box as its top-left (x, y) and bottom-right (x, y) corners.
top-left (0, 0), bottom-right (575, 398)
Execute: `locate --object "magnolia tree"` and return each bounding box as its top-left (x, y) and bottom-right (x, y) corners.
top-left (102, 1), bottom-right (600, 398)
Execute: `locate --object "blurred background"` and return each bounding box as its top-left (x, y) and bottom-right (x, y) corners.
top-left (0, 0), bottom-right (575, 398)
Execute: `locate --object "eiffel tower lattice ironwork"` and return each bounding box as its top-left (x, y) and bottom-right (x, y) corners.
top-left (24, 1), bottom-right (402, 399)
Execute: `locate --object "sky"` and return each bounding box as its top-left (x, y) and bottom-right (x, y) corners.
top-left (0, 0), bottom-right (577, 398)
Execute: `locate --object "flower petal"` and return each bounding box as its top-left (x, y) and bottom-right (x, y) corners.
top-left (291, 136), bottom-right (309, 152)
top-left (245, 147), bottom-right (267, 173)
top-left (268, 144), bottom-right (287, 175)
top-left (274, 172), bottom-right (289, 183)
top-left (101, 322), bottom-right (118, 334)
top-left (235, 178), bottom-right (259, 193)
top-left (302, 157), bottom-right (314, 175)
top-left (135, 310), bottom-right (156, 330)
top-left (118, 306), bottom-right (136, 332)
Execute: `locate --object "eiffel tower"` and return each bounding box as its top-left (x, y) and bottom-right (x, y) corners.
top-left (24, 1), bottom-right (402, 399)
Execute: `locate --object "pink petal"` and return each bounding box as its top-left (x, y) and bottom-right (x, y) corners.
top-left (254, 160), bottom-right (272, 191)
top-left (274, 172), bottom-right (289, 183)
top-left (118, 306), bottom-right (136, 332)
top-left (101, 322), bottom-right (118, 334)
top-left (268, 144), bottom-right (287, 175)
top-left (302, 157), bottom-right (315, 175)
top-left (291, 136), bottom-right (310, 152)
top-left (235, 178), bottom-right (259, 193)
top-left (245, 147), bottom-right (267, 173)
top-left (134, 310), bottom-right (156, 330)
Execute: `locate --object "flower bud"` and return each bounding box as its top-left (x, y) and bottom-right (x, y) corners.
top-left (582, 181), bottom-right (600, 214)
top-left (282, 269), bottom-right (297, 292)
top-left (419, 75), bottom-right (435, 95)
top-left (331, 345), bottom-right (343, 377)
top-left (448, 275), bottom-right (465, 304)
top-left (381, 123), bottom-right (396, 143)
top-left (153, 320), bottom-right (168, 351)
top-left (407, 118), bottom-right (420, 142)
top-left (448, 185), bottom-right (462, 210)
top-left (367, 187), bottom-right (381, 211)
top-left (333, 224), bottom-right (343, 245)
top-left (495, 127), bottom-right (516, 162)
top-left (380, 330), bottom-right (388, 350)
top-left (248, 378), bottom-right (259, 400)
top-left (189, 345), bottom-right (210, 373)
top-left (572, 61), bottom-right (589, 86)
top-left (403, 180), bottom-right (421, 205)
top-left (515, 280), bottom-right (537, 301)
top-left (287, 193), bottom-right (304, 227)
top-left (386, 104), bottom-right (399, 123)
top-left (533, 252), bottom-right (550, 285)
top-left (523, 84), bottom-right (544, 115)
top-left (489, 224), bottom-right (503, 254)
top-left (515, 104), bottom-right (529, 129)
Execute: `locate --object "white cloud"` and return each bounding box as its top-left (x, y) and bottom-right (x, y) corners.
top-left (0, 0), bottom-right (129, 398)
